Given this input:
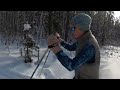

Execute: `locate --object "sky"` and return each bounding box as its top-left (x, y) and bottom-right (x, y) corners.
top-left (114, 11), bottom-right (120, 18)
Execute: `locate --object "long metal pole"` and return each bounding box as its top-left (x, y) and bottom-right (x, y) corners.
top-left (30, 49), bottom-right (49, 79)
top-left (39, 49), bottom-right (50, 79)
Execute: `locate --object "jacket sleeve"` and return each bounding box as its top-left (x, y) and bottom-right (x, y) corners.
top-left (60, 41), bottom-right (77, 51)
top-left (55, 44), bottom-right (95, 71)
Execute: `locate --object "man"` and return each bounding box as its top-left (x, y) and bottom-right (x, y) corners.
top-left (47, 13), bottom-right (100, 79)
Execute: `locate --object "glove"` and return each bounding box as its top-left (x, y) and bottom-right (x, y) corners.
top-left (47, 35), bottom-right (62, 54)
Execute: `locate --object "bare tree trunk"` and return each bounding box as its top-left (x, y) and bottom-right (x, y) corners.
top-left (64, 11), bottom-right (70, 42)
top-left (38, 11), bottom-right (44, 46)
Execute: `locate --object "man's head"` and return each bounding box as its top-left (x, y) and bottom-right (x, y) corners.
top-left (71, 13), bottom-right (92, 39)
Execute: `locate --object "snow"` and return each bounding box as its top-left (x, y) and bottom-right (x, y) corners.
top-left (99, 46), bottom-right (120, 79)
top-left (38, 50), bottom-right (75, 79)
top-left (0, 39), bottom-right (74, 79)
top-left (33, 47), bottom-right (75, 79)
top-left (0, 39), bottom-right (120, 79)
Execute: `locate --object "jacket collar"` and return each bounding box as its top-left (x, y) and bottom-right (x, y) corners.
top-left (77, 30), bottom-right (92, 43)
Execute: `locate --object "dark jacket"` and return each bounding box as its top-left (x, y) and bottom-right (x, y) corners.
top-left (56, 31), bottom-right (100, 79)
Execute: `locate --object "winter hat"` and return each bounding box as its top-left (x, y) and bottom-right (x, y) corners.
top-left (72, 13), bottom-right (92, 31)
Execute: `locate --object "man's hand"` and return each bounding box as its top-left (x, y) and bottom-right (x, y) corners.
top-left (47, 35), bottom-right (59, 47)
top-left (47, 35), bottom-right (62, 54)
top-left (50, 45), bottom-right (62, 54)
top-left (55, 32), bottom-right (63, 43)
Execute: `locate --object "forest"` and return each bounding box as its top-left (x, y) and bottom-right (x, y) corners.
top-left (0, 11), bottom-right (119, 47)
top-left (0, 11), bottom-right (120, 79)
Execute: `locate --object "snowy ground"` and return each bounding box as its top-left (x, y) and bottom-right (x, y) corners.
top-left (0, 40), bottom-right (120, 79)
top-left (99, 46), bottom-right (120, 79)
top-left (0, 39), bottom-right (74, 79)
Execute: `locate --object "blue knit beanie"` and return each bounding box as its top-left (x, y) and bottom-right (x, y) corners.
top-left (72, 13), bottom-right (92, 31)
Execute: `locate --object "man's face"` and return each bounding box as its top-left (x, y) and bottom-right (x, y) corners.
top-left (71, 26), bottom-right (84, 39)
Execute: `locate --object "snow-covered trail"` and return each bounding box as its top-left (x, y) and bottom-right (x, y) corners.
top-left (0, 39), bottom-right (74, 79)
top-left (0, 47), bottom-right (48, 79)
top-left (0, 39), bottom-right (48, 79)
top-left (99, 46), bottom-right (120, 79)
top-left (38, 48), bottom-right (75, 79)
top-left (0, 39), bottom-right (120, 79)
